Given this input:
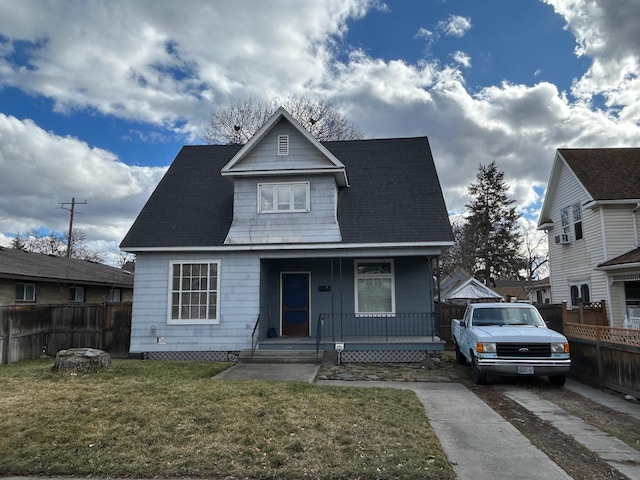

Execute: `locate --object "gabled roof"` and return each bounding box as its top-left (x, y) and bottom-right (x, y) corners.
top-left (220, 107), bottom-right (349, 187)
top-left (539, 148), bottom-right (640, 228)
top-left (0, 247), bottom-right (133, 287)
top-left (559, 148), bottom-right (640, 203)
top-left (442, 277), bottom-right (503, 302)
top-left (120, 136), bottom-right (453, 250)
top-left (596, 247), bottom-right (640, 271)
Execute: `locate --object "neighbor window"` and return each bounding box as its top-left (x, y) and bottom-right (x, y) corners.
top-left (16, 283), bottom-right (35, 302)
top-left (354, 260), bottom-right (395, 315)
top-left (569, 282), bottom-right (590, 307)
top-left (169, 261), bottom-right (220, 323)
top-left (561, 203), bottom-right (583, 241)
top-left (69, 286), bottom-right (85, 303)
top-left (109, 288), bottom-right (122, 302)
top-left (258, 182), bottom-right (309, 213)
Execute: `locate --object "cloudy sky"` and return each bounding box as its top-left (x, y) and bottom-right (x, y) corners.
top-left (1, 0), bottom-right (639, 263)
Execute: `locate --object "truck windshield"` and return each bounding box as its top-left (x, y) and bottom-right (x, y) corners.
top-left (472, 307), bottom-right (545, 327)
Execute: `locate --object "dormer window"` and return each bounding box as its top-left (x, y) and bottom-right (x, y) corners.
top-left (277, 135), bottom-right (289, 155)
top-left (258, 182), bottom-right (309, 213)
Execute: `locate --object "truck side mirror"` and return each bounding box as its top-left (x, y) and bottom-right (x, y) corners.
top-left (460, 320), bottom-right (466, 328)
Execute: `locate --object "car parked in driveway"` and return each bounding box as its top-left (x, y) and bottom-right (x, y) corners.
top-left (452, 302), bottom-right (571, 385)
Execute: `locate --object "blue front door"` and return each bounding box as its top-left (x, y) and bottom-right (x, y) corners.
top-left (282, 273), bottom-right (310, 336)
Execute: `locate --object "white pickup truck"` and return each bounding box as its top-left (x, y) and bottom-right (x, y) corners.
top-left (452, 303), bottom-right (571, 385)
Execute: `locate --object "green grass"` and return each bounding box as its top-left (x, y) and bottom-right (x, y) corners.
top-left (0, 359), bottom-right (454, 479)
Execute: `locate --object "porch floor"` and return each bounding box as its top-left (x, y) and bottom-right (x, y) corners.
top-left (258, 335), bottom-right (445, 352)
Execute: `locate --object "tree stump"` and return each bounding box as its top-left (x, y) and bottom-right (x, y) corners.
top-left (53, 348), bottom-right (112, 372)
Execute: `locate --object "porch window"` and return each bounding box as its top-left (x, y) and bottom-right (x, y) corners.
top-left (16, 283), bottom-right (35, 302)
top-left (258, 182), bottom-right (309, 213)
top-left (355, 260), bottom-right (395, 315)
top-left (169, 261), bottom-right (220, 324)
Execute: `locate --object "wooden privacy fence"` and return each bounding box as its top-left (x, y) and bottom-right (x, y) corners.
top-left (564, 322), bottom-right (640, 398)
top-left (0, 303), bottom-right (132, 365)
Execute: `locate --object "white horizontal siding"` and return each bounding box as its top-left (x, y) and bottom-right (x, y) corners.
top-left (602, 205), bottom-right (637, 260)
top-left (130, 252), bottom-right (260, 353)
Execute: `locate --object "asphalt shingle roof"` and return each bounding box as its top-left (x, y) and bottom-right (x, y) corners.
top-left (120, 137), bottom-right (453, 249)
top-left (559, 148), bottom-right (640, 201)
top-left (0, 248), bottom-right (133, 287)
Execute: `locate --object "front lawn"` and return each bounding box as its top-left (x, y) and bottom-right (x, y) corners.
top-left (0, 359), bottom-right (454, 479)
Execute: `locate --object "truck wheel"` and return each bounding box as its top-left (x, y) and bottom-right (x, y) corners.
top-left (470, 355), bottom-right (487, 385)
top-left (455, 344), bottom-right (466, 365)
top-left (548, 375), bottom-right (566, 386)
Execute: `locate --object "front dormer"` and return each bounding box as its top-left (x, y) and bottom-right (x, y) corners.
top-left (221, 108), bottom-right (347, 245)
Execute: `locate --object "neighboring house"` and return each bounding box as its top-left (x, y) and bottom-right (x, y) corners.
top-left (441, 277), bottom-right (503, 305)
top-left (537, 148), bottom-right (640, 327)
top-left (120, 107), bottom-right (453, 361)
top-left (525, 277), bottom-right (552, 305)
top-left (492, 279), bottom-right (531, 303)
top-left (0, 247), bottom-right (133, 306)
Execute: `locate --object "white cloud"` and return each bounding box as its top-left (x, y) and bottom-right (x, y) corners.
top-left (543, 0), bottom-right (640, 120)
top-left (438, 15), bottom-right (472, 38)
top-left (451, 51), bottom-right (471, 68)
top-left (0, 114), bottom-right (166, 253)
top-left (0, 0), bottom-right (640, 250)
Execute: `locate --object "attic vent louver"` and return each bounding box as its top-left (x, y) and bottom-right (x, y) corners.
top-left (277, 135), bottom-right (289, 156)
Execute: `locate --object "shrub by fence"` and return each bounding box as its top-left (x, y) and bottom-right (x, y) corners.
top-left (0, 303), bottom-right (132, 364)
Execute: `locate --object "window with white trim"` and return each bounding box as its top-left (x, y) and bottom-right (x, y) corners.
top-left (561, 203), bottom-right (583, 241)
top-left (16, 283), bottom-right (35, 302)
top-left (277, 135), bottom-right (289, 155)
top-left (569, 282), bottom-right (590, 307)
top-left (354, 260), bottom-right (395, 315)
top-left (258, 182), bottom-right (309, 213)
top-left (169, 261), bottom-right (220, 323)
top-left (69, 286), bottom-right (85, 303)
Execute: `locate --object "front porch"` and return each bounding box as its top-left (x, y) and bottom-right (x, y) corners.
top-left (250, 311), bottom-right (445, 363)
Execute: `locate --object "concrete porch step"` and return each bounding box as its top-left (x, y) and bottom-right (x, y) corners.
top-left (238, 349), bottom-right (323, 364)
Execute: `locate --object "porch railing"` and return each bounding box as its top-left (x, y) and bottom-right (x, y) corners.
top-left (317, 312), bottom-right (440, 342)
top-left (250, 314), bottom-right (260, 359)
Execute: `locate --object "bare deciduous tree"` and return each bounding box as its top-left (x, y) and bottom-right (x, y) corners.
top-left (11, 228), bottom-right (104, 263)
top-left (203, 95), bottom-right (366, 144)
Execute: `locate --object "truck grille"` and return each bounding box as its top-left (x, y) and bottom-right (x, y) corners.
top-left (497, 343), bottom-right (551, 357)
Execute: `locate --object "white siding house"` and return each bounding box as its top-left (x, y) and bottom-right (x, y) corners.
top-left (538, 148), bottom-right (640, 327)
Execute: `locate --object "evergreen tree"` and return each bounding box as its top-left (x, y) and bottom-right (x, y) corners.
top-left (461, 161), bottom-right (525, 284)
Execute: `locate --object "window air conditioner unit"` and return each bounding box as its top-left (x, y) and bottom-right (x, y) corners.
top-left (554, 234), bottom-right (571, 244)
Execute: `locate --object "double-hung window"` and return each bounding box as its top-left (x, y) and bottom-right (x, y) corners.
top-left (169, 261), bottom-right (220, 324)
top-left (258, 182), bottom-right (309, 213)
top-left (354, 260), bottom-right (395, 315)
top-left (560, 203), bottom-right (583, 241)
top-left (16, 283), bottom-right (35, 302)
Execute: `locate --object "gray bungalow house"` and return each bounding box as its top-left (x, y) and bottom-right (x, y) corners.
top-left (120, 108), bottom-right (453, 362)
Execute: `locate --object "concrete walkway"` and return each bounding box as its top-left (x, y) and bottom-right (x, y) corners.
top-left (504, 385), bottom-right (640, 480)
top-left (213, 362), bottom-right (320, 382)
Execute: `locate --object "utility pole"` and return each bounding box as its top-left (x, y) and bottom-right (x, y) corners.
top-left (59, 198), bottom-right (87, 257)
